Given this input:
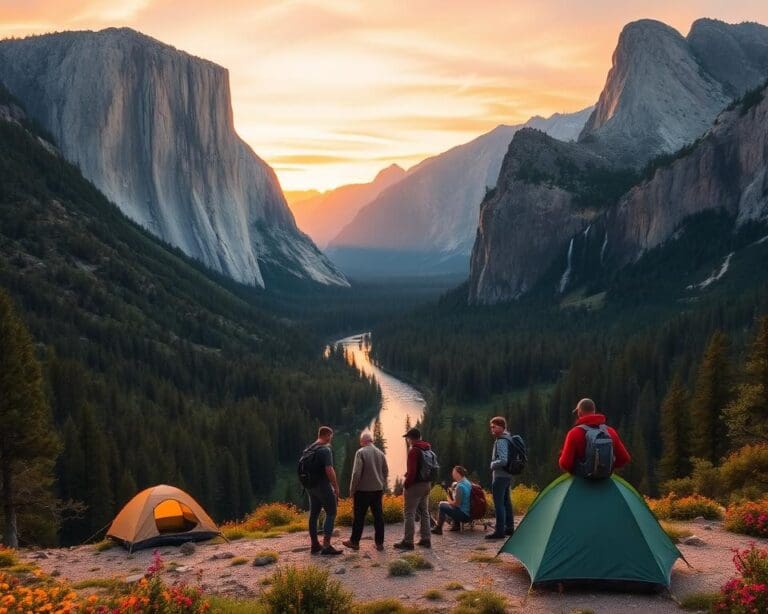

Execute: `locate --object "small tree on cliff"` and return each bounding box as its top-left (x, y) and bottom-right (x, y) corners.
top-left (0, 290), bottom-right (60, 547)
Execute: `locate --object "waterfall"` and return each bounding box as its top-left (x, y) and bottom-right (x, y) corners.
top-left (583, 224), bottom-right (592, 239)
top-left (559, 237), bottom-right (575, 294)
top-left (600, 231), bottom-right (608, 264)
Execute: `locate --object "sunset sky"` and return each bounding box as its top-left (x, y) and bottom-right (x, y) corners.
top-left (2, 1), bottom-right (768, 191)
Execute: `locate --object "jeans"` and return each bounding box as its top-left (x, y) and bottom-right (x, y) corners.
top-left (403, 481), bottom-right (431, 543)
top-left (491, 476), bottom-right (513, 534)
top-left (438, 501), bottom-right (470, 524)
top-left (308, 481), bottom-right (337, 543)
top-left (350, 490), bottom-right (384, 545)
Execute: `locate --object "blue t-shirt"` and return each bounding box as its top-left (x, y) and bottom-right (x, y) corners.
top-left (455, 478), bottom-right (472, 516)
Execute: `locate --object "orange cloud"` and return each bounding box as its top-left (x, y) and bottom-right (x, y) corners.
top-left (2, 0), bottom-right (768, 190)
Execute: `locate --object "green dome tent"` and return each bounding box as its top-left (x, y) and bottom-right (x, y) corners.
top-left (499, 474), bottom-right (684, 588)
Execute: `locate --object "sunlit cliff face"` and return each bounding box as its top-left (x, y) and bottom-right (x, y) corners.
top-left (3, 0), bottom-right (768, 191)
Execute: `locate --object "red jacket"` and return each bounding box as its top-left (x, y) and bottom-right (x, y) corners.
top-left (558, 413), bottom-right (630, 474)
top-left (404, 440), bottom-right (431, 489)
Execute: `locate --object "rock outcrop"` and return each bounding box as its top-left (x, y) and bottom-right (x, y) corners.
top-left (605, 85), bottom-right (768, 262)
top-left (470, 18), bottom-right (768, 304)
top-left (0, 28), bottom-right (347, 288)
top-left (327, 107), bottom-right (593, 276)
top-left (468, 129), bottom-right (611, 302)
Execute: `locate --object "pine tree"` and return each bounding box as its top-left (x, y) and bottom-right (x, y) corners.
top-left (689, 331), bottom-right (734, 463)
top-left (726, 316), bottom-right (768, 444)
top-left (373, 416), bottom-right (386, 453)
top-left (659, 375), bottom-right (691, 483)
top-left (0, 290), bottom-right (60, 547)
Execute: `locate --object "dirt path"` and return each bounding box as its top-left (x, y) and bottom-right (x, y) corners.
top-left (21, 518), bottom-right (766, 612)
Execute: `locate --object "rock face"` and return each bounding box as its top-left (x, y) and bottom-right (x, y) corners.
top-left (0, 28), bottom-right (347, 288)
top-left (605, 85), bottom-right (768, 262)
top-left (327, 107), bottom-right (593, 277)
top-left (290, 164), bottom-right (405, 248)
top-left (468, 129), bottom-right (610, 303)
top-left (470, 18), bottom-right (768, 304)
top-left (579, 19), bottom-right (768, 167)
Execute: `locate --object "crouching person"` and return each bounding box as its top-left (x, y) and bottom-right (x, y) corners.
top-left (431, 466), bottom-right (471, 535)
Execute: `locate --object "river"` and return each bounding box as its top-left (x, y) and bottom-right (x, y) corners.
top-left (334, 333), bottom-right (426, 486)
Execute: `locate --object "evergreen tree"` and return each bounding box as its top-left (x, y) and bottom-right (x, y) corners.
top-left (689, 331), bottom-right (734, 463)
top-left (373, 416), bottom-right (386, 453)
top-left (658, 375), bottom-right (691, 483)
top-left (0, 290), bottom-right (60, 547)
top-left (726, 316), bottom-right (768, 444)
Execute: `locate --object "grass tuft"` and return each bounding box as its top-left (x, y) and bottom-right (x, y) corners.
top-left (388, 559), bottom-right (414, 577)
top-left (679, 591), bottom-right (719, 611)
top-left (399, 553), bottom-right (433, 570)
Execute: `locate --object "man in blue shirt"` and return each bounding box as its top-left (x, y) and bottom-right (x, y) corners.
top-left (431, 466), bottom-right (472, 535)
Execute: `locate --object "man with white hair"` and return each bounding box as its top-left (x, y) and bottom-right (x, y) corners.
top-left (342, 430), bottom-right (389, 551)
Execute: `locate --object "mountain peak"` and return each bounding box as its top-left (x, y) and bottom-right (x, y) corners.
top-left (374, 163), bottom-right (406, 184)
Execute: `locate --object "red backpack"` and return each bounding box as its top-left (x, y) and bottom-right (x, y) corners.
top-left (469, 482), bottom-right (487, 520)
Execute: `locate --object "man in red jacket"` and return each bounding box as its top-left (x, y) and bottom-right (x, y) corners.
top-left (559, 398), bottom-right (631, 474)
top-left (394, 428), bottom-right (433, 550)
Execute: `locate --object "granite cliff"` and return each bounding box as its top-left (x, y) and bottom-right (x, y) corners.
top-left (0, 28), bottom-right (347, 288)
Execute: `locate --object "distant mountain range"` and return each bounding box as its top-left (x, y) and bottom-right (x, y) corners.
top-left (325, 108), bottom-right (593, 277)
top-left (0, 28), bottom-right (348, 289)
top-left (289, 164), bottom-right (405, 248)
top-left (470, 18), bottom-right (768, 304)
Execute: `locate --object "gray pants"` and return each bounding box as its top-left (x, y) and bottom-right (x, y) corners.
top-left (403, 481), bottom-right (431, 543)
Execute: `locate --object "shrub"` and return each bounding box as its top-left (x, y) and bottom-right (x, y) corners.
top-left (445, 581), bottom-right (465, 591)
top-left (660, 477), bottom-right (696, 498)
top-left (207, 595), bottom-right (269, 614)
top-left (388, 559), bottom-right (414, 577)
top-left (720, 445), bottom-right (768, 502)
top-left (262, 564), bottom-right (354, 614)
top-left (429, 484), bottom-right (447, 511)
top-left (250, 502), bottom-right (303, 528)
top-left (0, 571), bottom-right (81, 612)
top-left (231, 557), bottom-right (249, 566)
top-left (353, 598), bottom-right (419, 613)
top-left (453, 589), bottom-right (507, 614)
top-left (222, 527), bottom-right (246, 541)
top-left (511, 484), bottom-right (539, 513)
top-left (399, 553), bottom-right (433, 570)
top-left (647, 493), bottom-right (723, 520)
top-left (423, 588), bottom-right (443, 600)
top-left (468, 552), bottom-right (500, 564)
top-left (725, 499), bottom-right (768, 537)
top-left (713, 544), bottom-right (768, 613)
top-left (660, 458), bottom-right (723, 500)
top-left (0, 547), bottom-right (18, 568)
top-left (680, 592), bottom-right (719, 611)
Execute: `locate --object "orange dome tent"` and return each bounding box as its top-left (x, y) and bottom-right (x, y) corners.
top-left (107, 485), bottom-right (221, 551)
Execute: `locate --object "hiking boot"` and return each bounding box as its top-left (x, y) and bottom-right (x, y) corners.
top-left (417, 539), bottom-right (431, 548)
top-left (485, 532), bottom-right (506, 540)
top-left (375, 543), bottom-right (384, 551)
top-left (320, 545), bottom-right (343, 555)
top-left (430, 526), bottom-right (443, 535)
top-left (310, 544), bottom-right (322, 555)
top-left (505, 527), bottom-right (514, 536)
top-left (342, 540), bottom-right (359, 550)
top-left (393, 541), bottom-right (414, 550)
top-left (449, 522), bottom-right (461, 532)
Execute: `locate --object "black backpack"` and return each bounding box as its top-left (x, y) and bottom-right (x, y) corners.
top-left (575, 424), bottom-right (614, 479)
top-left (502, 434), bottom-right (527, 475)
top-left (416, 448), bottom-right (440, 483)
top-left (297, 444), bottom-right (324, 488)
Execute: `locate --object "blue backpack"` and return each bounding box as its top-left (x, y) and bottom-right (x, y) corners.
top-left (576, 424), bottom-right (614, 479)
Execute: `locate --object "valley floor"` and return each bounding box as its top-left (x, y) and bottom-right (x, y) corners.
top-left (22, 517), bottom-right (761, 613)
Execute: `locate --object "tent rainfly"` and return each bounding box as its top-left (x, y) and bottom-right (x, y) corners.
top-left (499, 474), bottom-right (684, 589)
top-left (107, 484), bottom-right (221, 551)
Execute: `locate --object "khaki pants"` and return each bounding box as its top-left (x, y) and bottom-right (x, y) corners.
top-left (403, 481), bottom-right (431, 543)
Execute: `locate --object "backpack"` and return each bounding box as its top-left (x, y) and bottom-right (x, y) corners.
top-left (576, 424), bottom-right (614, 479)
top-left (297, 444), bottom-right (324, 488)
top-left (469, 482), bottom-right (487, 520)
top-left (417, 448), bottom-right (439, 483)
top-left (502, 434), bottom-right (527, 475)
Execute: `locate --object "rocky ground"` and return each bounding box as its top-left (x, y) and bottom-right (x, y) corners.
top-left (21, 517), bottom-right (765, 613)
